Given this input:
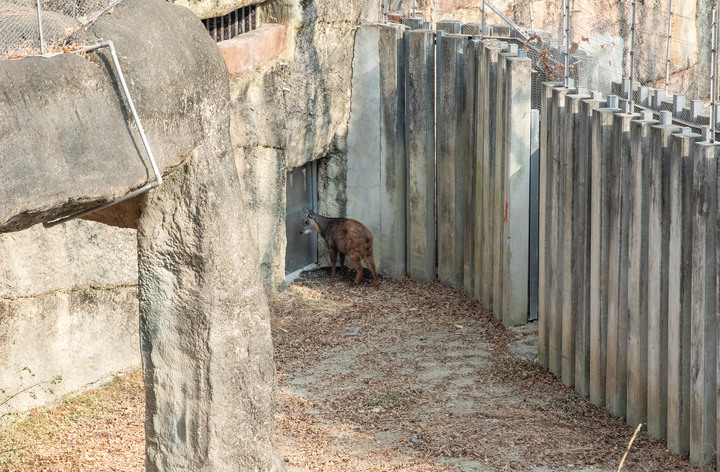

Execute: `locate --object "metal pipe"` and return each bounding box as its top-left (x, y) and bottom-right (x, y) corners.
top-left (712, 9), bottom-right (718, 142)
top-left (529, 0), bottom-right (534, 30)
top-left (44, 41), bottom-right (162, 228)
top-left (481, 0), bottom-right (486, 38)
top-left (563, 0), bottom-right (569, 87)
top-left (105, 40), bottom-right (162, 185)
top-left (483, 0), bottom-right (529, 40)
top-left (44, 183), bottom-right (158, 228)
top-left (664, 0), bottom-right (674, 91)
top-left (35, 0), bottom-right (44, 54)
top-left (628, 0), bottom-right (637, 113)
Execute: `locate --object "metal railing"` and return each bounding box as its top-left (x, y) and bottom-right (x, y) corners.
top-left (41, 40), bottom-right (162, 227)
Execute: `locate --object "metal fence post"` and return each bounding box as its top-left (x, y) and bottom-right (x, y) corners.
top-left (665, 0), bottom-right (674, 91)
top-left (711, 9), bottom-right (718, 142)
top-left (529, 0), bottom-right (534, 30)
top-left (563, 0), bottom-right (570, 87)
top-left (35, 0), bottom-right (44, 54)
top-left (481, 0), bottom-right (486, 38)
top-left (627, 0), bottom-right (636, 113)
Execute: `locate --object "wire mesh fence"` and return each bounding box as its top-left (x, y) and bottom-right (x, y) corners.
top-left (394, 0), bottom-right (713, 109)
top-left (0, 0), bottom-right (121, 59)
top-left (4, 0), bottom-right (714, 112)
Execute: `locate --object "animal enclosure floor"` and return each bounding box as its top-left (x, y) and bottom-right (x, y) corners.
top-left (1, 272), bottom-right (714, 471)
top-left (271, 270), bottom-right (712, 472)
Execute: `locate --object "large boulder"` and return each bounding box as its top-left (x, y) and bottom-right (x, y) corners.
top-left (0, 0), bottom-right (223, 232)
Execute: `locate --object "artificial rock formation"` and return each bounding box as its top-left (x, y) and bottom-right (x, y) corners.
top-left (0, 0), bottom-right (283, 469)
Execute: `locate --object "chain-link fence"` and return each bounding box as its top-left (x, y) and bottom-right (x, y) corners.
top-left (1, 0), bottom-right (121, 59)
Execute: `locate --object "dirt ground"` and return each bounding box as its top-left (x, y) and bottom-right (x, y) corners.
top-left (271, 269), bottom-right (714, 472)
top-left (2, 270), bottom-right (715, 471)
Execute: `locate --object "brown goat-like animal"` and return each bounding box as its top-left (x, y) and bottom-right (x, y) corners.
top-left (299, 208), bottom-right (379, 287)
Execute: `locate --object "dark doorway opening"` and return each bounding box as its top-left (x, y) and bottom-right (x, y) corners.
top-left (285, 162), bottom-right (317, 275)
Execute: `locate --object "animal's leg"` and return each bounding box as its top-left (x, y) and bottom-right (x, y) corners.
top-left (329, 249), bottom-right (338, 277)
top-left (350, 257), bottom-right (364, 285)
top-left (339, 253), bottom-right (346, 273)
top-left (365, 255), bottom-right (379, 288)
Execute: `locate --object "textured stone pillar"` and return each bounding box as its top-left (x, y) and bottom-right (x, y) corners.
top-left (137, 122), bottom-right (283, 471)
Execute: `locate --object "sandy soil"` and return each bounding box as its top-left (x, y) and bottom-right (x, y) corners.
top-left (271, 269), bottom-right (713, 472)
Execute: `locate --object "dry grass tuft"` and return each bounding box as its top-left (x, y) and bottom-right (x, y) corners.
top-left (0, 369), bottom-right (144, 472)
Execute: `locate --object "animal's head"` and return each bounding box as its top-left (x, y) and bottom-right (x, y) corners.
top-left (299, 207), bottom-right (319, 235)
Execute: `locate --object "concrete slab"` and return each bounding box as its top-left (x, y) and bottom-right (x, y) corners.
top-left (347, 24), bottom-right (407, 277)
top-left (436, 33), bottom-right (468, 289)
top-left (646, 119), bottom-right (680, 440)
top-left (626, 114), bottom-right (658, 428)
top-left (605, 111), bottom-right (636, 418)
top-left (560, 91), bottom-right (590, 388)
top-left (689, 141), bottom-right (718, 466)
top-left (573, 94), bottom-right (604, 398)
top-left (666, 129), bottom-right (699, 455)
top-left (589, 105), bottom-right (619, 407)
top-left (404, 30), bottom-right (436, 282)
top-left (500, 54), bottom-right (531, 327)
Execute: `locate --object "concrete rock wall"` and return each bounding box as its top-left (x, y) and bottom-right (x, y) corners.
top-left (228, 0), bottom-right (363, 287)
top-left (1, 0), bottom-right (284, 468)
top-left (0, 220), bottom-right (139, 413)
top-left (0, 0), bottom-right (237, 413)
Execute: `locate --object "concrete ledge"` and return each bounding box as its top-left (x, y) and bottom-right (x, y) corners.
top-left (219, 23), bottom-right (287, 79)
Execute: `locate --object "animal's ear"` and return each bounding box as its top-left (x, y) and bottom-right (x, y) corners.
top-left (302, 207), bottom-right (310, 218)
